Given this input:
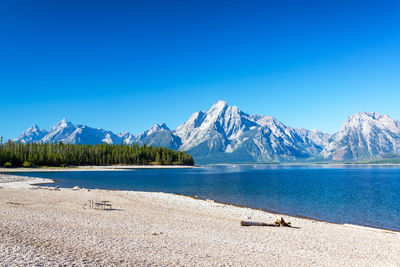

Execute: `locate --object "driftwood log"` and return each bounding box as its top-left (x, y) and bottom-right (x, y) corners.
top-left (240, 217), bottom-right (291, 227)
top-left (274, 217), bottom-right (291, 227)
top-left (240, 221), bottom-right (278, 227)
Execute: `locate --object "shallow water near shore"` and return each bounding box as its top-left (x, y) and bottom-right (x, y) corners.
top-left (11, 165), bottom-right (400, 231)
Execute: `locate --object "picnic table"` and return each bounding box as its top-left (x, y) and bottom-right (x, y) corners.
top-left (83, 200), bottom-right (112, 210)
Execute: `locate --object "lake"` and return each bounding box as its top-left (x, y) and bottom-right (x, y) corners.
top-left (12, 165), bottom-right (400, 231)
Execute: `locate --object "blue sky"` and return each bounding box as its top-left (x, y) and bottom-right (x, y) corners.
top-left (1, 0), bottom-right (399, 140)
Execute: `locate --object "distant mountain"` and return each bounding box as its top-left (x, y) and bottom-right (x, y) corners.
top-left (13, 101), bottom-right (400, 163)
top-left (14, 118), bottom-right (129, 145)
top-left (117, 132), bottom-right (136, 144)
top-left (14, 124), bottom-right (48, 144)
top-left (294, 128), bottom-right (331, 148)
top-left (175, 100), bottom-right (324, 163)
top-left (135, 123), bottom-right (182, 150)
top-left (320, 112), bottom-right (400, 161)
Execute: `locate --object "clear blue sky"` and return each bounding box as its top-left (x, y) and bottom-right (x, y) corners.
top-left (1, 0), bottom-right (399, 140)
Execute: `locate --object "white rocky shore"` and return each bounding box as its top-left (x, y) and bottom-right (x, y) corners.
top-left (0, 174), bottom-right (53, 188)
top-left (0, 174), bottom-right (399, 266)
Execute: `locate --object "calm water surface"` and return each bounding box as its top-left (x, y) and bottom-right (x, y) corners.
top-left (13, 165), bottom-right (400, 231)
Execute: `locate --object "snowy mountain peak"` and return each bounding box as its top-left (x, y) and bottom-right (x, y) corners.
top-left (211, 100), bottom-right (228, 110)
top-left (136, 123), bottom-right (171, 140)
top-left (174, 100), bottom-right (324, 161)
top-left (59, 118), bottom-right (68, 124)
top-left (206, 100), bottom-right (230, 118)
top-left (176, 101), bottom-right (253, 151)
top-left (148, 123), bottom-right (170, 133)
top-left (345, 112), bottom-right (383, 124)
top-left (321, 112), bottom-right (400, 161)
top-left (207, 100), bottom-right (242, 115)
top-left (134, 123), bottom-right (181, 150)
top-left (206, 101), bottom-right (247, 125)
top-left (26, 124), bottom-right (41, 133)
top-left (13, 124), bottom-right (48, 144)
top-left (116, 132), bottom-right (135, 144)
top-left (51, 118), bottom-right (73, 130)
top-left (13, 119), bottom-right (136, 145)
top-left (340, 112), bottom-right (400, 134)
top-left (117, 131), bottom-right (129, 136)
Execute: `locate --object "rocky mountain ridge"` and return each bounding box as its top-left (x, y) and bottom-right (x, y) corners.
top-left (13, 101), bottom-right (400, 163)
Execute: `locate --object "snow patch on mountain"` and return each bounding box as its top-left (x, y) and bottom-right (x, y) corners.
top-left (320, 112), bottom-right (400, 161)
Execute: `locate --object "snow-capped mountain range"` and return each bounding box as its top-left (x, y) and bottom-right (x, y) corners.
top-left (320, 112), bottom-right (400, 161)
top-left (13, 101), bottom-right (400, 163)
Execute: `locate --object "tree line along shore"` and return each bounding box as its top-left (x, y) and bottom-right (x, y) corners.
top-left (0, 141), bottom-right (194, 167)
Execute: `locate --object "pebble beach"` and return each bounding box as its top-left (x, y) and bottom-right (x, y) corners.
top-left (0, 174), bottom-right (399, 266)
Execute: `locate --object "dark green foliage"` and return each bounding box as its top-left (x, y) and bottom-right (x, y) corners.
top-left (4, 162), bottom-right (12, 168)
top-left (0, 141), bottom-right (194, 167)
top-left (22, 161), bottom-right (32, 167)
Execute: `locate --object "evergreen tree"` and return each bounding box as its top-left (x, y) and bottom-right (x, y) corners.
top-left (155, 152), bottom-right (161, 163)
top-left (0, 141), bottom-right (195, 167)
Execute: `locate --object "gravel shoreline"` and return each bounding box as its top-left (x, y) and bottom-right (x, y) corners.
top-left (0, 175), bottom-right (399, 266)
top-left (0, 174), bottom-right (53, 188)
top-left (0, 165), bottom-right (196, 173)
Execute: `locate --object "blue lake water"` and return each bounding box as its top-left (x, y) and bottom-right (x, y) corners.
top-left (11, 165), bottom-right (400, 231)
